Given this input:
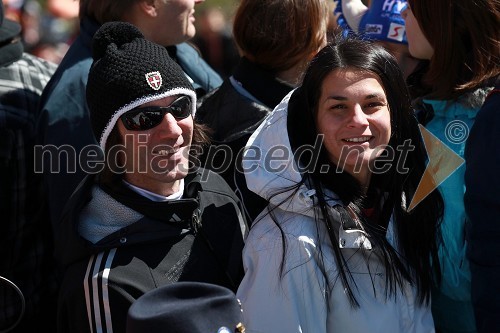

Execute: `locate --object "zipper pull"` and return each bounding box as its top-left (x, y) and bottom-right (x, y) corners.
top-left (191, 208), bottom-right (202, 234)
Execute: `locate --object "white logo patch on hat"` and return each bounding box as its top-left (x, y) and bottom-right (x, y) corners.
top-left (387, 23), bottom-right (405, 42)
top-left (145, 71), bottom-right (162, 90)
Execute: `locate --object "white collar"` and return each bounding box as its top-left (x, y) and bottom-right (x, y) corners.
top-left (122, 179), bottom-right (184, 202)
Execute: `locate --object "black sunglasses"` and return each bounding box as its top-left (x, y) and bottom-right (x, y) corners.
top-left (120, 95), bottom-right (192, 131)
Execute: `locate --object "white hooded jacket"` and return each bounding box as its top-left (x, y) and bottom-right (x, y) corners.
top-left (236, 91), bottom-right (435, 333)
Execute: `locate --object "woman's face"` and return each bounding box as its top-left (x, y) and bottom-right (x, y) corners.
top-left (401, 5), bottom-right (434, 60)
top-left (316, 68), bottom-right (391, 186)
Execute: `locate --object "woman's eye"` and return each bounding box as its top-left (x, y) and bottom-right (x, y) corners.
top-left (331, 104), bottom-right (346, 110)
top-left (365, 102), bottom-right (386, 110)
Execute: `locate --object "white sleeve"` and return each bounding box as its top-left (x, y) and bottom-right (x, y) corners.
top-left (236, 222), bottom-right (329, 333)
top-left (341, 0), bottom-right (368, 32)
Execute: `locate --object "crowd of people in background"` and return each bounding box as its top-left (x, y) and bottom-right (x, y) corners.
top-left (1, 0), bottom-right (239, 70)
top-left (2, 0), bottom-right (79, 63)
top-left (1, 0), bottom-right (498, 332)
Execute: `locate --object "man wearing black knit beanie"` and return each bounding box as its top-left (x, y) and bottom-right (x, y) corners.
top-left (54, 22), bottom-right (247, 333)
top-left (39, 0), bottom-right (223, 246)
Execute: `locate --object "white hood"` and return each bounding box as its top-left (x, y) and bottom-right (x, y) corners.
top-left (242, 91), bottom-right (341, 216)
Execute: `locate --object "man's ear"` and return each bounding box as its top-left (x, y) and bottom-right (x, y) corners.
top-left (137, 0), bottom-right (160, 18)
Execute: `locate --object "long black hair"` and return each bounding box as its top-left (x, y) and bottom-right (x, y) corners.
top-left (270, 36), bottom-right (443, 306)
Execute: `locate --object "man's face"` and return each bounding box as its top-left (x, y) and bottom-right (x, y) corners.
top-left (116, 95), bottom-right (194, 194)
top-left (150, 0), bottom-right (204, 46)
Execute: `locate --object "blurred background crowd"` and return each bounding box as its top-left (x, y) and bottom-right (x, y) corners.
top-left (1, 0), bottom-right (344, 76)
top-left (2, 0), bottom-right (241, 73)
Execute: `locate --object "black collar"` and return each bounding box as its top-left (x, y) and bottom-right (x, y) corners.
top-left (99, 172), bottom-right (200, 224)
top-left (166, 45), bottom-right (178, 62)
top-left (232, 57), bottom-right (293, 108)
top-left (80, 16), bottom-right (101, 49)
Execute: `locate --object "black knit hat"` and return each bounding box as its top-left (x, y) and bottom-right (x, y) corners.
top-left (87, 21), bottom-right (196, 150)
top-left (126, 282), bottom-right (246, 333)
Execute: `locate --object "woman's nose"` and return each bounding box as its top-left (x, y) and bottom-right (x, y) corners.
top-left (348, 106), bottom-right (369, 128)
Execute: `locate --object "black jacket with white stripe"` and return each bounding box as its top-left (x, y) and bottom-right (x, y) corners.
top-left (55, 168), bottom-right (247, 333)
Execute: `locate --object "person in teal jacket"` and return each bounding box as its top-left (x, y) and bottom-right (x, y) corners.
top-left (402, 1), bottom-right (500, 332)
top-left (39, 0), bottom-right (222, 234)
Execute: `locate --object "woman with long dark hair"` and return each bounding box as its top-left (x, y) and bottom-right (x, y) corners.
top-left (236, 37), bottom-right (443, 332)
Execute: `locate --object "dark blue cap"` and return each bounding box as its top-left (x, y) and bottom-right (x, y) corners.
top-left (126, 282), bottom-right (245, 333)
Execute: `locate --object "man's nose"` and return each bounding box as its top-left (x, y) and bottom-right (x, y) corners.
top-left (155, 113), bottom-right (183, 138)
